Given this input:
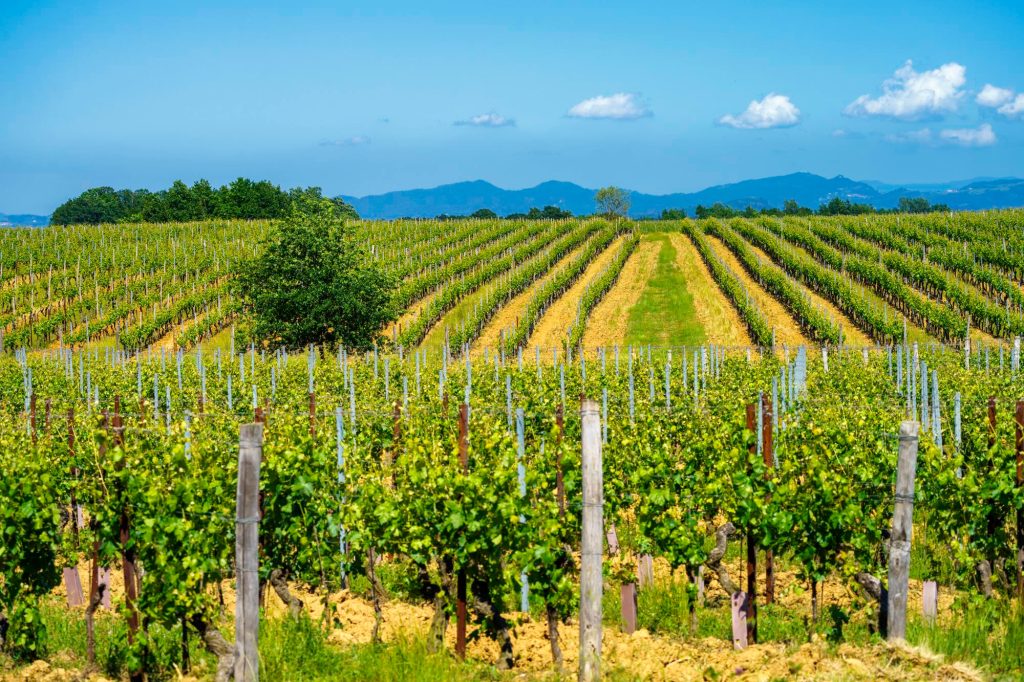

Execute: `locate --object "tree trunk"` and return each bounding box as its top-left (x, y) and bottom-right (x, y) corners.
top-left (269, 568), bottom-right (304, 617)
top-left (546, 604), bottom-right (563, 670)
top-left (704, 523), bottom-right (740, 596)
top-left (854, 571), bottom-right (888, 638)
top-left (470, 578), bottom-right (514, 670)
top-left (810, 579), bottom-right (818, 623)
top-left (191, 615), bottom-right (235, 682)
top-left (367, 548), bottom-right (385, 643)
top-left (977, 560), bottom-right (994, 598)
top-left (427, 591), bottom-right (449, 654)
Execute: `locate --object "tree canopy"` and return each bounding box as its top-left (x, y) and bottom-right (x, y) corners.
top-left (594, 187), bottom-right (631, 218)
top-left (50, 179), bottom-right (359, 225)
top-left (231, 198), bottom-right (395, 351)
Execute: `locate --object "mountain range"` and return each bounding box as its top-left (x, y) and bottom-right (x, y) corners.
top-left (5, 172), bottom-right (1023, 225)
top-left (342, 173), bottom-right (1024, 219)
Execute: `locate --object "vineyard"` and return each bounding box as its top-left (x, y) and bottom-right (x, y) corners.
top-left (2, 212), bottom-right (1024, 680)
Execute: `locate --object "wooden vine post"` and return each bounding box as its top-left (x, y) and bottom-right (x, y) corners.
top-left (1016, 400), bottom-right (1024, 599)
top-left (113, 397), bottom-right (142, 682)
top-left (235, 423), bottom-right (264, 682)
top-left (744, 403), bottom-right (758, 644)
top-left (63, 406), bottom-right (84, 607)
top-left (455, 403), bottom-right (469, 659)
top-left (762, 393), bottom-right (775, 605)
top-left (888, 420), bottom-right (919, 640)
top-left (579, 398), bottom-right (603, 682)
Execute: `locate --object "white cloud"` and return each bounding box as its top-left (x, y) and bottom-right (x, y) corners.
top-left (997, 94), bottom-right (1024, 117)
top-left (454, 112), bottom-right (515, 127)
top-left (939, 123), bottom-right (997, 147)
top-left (844, 60), bottom-right (966, 120)
top-left (977, 84), bottom-right (1024, 118)
top-left (977, 84), bottom-right (1013, 108)
top-left (319, 135), bottom-right (370, 147)
top-left (567, 93), bottom-right (651, 120)
top-left (718, 93), bottom-right (801, 129)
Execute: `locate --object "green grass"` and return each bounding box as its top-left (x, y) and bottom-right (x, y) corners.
top-left (623, 233), bottom-right (706, 347)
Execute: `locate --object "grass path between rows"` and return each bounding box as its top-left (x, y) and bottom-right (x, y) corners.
top-left (670, 233), bottom-right (751, 347)
top-left (583, 233), bottom-right (706, 348)
top-left (582, 233), bottom-right (663, 348)
top-left (528, 236), bottom-right (624, 350)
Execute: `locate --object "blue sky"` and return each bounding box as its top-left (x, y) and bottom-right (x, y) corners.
top-left (1, 0), bottom-right (1022, 213)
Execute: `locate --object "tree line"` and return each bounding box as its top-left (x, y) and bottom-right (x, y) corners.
top-left (688, 196), bottom-right (951, 220)
top-left (50, 179), bottom-right (359, 225)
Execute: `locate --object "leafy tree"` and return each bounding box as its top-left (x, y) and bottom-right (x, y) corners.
top-left (50, 187), bottom-right (125, 225)
top-left (539, 205), bottom-right (572, 219)
top-left (190, 179), bottom-right (218, 218)
top-left (232, 199), bottom-right (395, 351)
top-left (817, 197), bottom-right (874, 216)
top-left (695, 202), bottom-right (739, 219)
top-left (471, 208), bottom-right (498, 219)
top-left (594, 186), bottom-right (631, 218)
top-left (897, 196), bottom-right (948, 213)
top-left (783, 199), bottom-right (813, 216)
top-left (289, 186), bottom-right (360, 220)
top-left (660, 208), bottom-right (687, 220)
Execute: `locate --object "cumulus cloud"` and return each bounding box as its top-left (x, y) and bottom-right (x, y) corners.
top-left (567, 93), bottom-right (651, 120)
top-left (453, 112), bottom-right (515, 127)
top-left (718, 93), bottom-right (800, 129)
top-left (939, 123), bottom-right (997, 147)
top-left (319, 135), bottom-right (370, 147)
top-left (844, 60), bottom-right (966, 120)
top-left (977, 84), bottom-right (1013, 108)
top-left (977, 84), bottom-right (1024, 117)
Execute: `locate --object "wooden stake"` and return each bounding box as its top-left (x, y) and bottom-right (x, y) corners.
top-left (745, 403), bottom-right (758, 643)
top-left (113, 397), bottom-right (142, 682)
top-left (888, 420), bottom-right (919, 640)
top-left (762, 392), bottom-right (775, 605)
top-left (731, 592), bottom-right (748, 649)
top-left (455, 403), bottom-right (469, 660)
top-left (1016, 400), bottom-right (1024, 599)
top-left (235, 423), bottom-right (263, 682)
top-left (579, 398), bottom-right (602, 682)
top-left (922, 581), bottom-right (938, 623)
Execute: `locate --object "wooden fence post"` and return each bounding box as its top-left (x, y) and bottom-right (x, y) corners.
top-left (455, 403), bottom-right (469, 659)
top-left (112, 397), bottom-right (142, 682)
top-left (64, 406), bottom-right (84, 607)
top-left (1016, 400), bottom-right (1024, 599)
top-left (579, 398), bottom-right (602, 682)
top-left (888, 420), bottom-right (919, 640)
top-left (762, 392), bottom-right (775, 605)
top-left (235, 423), bottom-right (263, 682)
top-left (745, 403), bottom-right (757, 644)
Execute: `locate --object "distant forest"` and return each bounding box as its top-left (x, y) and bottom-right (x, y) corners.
top-left (49, 179), bottom-right (358, 225)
